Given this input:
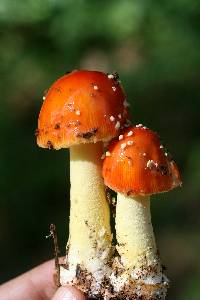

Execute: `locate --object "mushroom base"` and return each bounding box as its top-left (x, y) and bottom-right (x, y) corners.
top-left (110, 281), bottom-right (168, 300)
top-left (60, 262), bottom-right (114, 299)
top-left (109, 257), bottom-right (168, 300)
top-left (59, 258), bottom-right (168, 299)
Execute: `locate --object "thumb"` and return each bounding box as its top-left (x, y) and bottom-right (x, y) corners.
top-left (51, 286), bottom-right (86, 300)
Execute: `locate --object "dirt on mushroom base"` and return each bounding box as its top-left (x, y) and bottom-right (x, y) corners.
top-left (57, 257), bottom-right (168, 300)
top-left (108, 255), bottom-right (168, 300)
top-left (59, 261), bottom-right (113, 299)
top-left (110, 282), bottom-right (168, 300)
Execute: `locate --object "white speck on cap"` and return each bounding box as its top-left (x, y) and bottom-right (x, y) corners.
top-left (105, 151), bottom-right (111, 157)
top-left (101, 154), bottom-right (105, 160)
top-left (112, 86), bottom-right (116, 91)
top-left (115, 121), bottom-right (120, 130)
top-left (146, 160), bottom-right (158, 169)
top-left (119, 134), bottom-right (123, 140)
top-left (143, 153), bottom-right (147, 156)
top-left (107, 74), bottom-right (114, 79)
top-left (93, 85), bottom-right (98, 90)
top-left (121, 143), bottom-right (127, 150)
top-left (75, 110), bottom-right (81, 115)
top-left (118, 114), bottom-right (122, 119)
top-left (43, 96), bottom-right (46, 100)
top-left (127, 141), bottom-right (134, 146)
top-left (136, 124), bottom-right (143, 128)
top-left (127, 130), bottom-right (133, 137)
top-left (110, 116), bottom-right (115, 122)
top-left (160, 145), bottom-right (164, 149)
top-left (123, 99), bottom-right (130, 107)
top-left (165, 152), bottom-right (168, 156)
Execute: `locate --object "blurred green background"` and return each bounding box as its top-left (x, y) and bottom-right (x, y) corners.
top-left (0, 0), bottom-right (199, 299)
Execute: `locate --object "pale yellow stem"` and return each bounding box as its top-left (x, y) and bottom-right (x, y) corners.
top-left (67, 142), bottom-right (112, 274)
top-left (116, 193), bottom-right (160, 270)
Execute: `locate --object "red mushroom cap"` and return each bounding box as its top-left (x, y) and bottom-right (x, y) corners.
top-left (36, 70), bottom-right (128, 149)
top-left (102, 125), bottom-right (181, 196)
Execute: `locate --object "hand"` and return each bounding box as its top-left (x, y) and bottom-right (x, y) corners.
top-left (0, 260), bottom-right (85, 300)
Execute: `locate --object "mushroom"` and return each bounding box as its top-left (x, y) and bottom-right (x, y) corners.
top-left (36, 70), bottom-right (128, 296)
top-left (102, 125), bottom-right (181, 299)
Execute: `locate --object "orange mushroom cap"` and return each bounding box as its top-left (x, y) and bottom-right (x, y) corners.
top-left (36, 70), bottom-right (128, 149)
top-left (102, 125), bottom-right (182, 196)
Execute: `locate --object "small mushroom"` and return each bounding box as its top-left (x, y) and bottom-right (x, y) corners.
top-left (36, 70), bottom-right (128, 297)
top-left (102, 126), bottom-right (182, 298)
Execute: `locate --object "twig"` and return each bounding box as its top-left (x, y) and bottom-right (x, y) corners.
top-left (46, 223), bottom-right (61, 287)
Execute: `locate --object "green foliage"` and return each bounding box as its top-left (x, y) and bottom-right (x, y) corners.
top-left (0, 1), bottom-right (200, 299)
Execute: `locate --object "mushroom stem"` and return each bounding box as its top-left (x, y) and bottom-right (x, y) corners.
top-left (116, 193), bottom-right (160, 271)
top-left (67, 142), bottom-right (112, 274)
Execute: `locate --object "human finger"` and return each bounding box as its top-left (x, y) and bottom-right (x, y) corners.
top-left (51, 286), bottom-right (85, 300)
top-left (0, 260), bottom-right (55, 300)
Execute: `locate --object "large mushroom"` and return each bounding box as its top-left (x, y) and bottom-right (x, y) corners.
top-left (102, 125), bottom-right (181, 299)
top-left (36, 70), bottom-right (128, 296)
